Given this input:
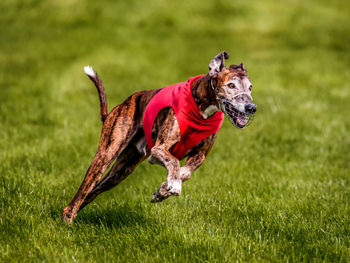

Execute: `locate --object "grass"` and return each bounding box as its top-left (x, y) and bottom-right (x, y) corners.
top-left (0, 0), bottom-right (349, 262)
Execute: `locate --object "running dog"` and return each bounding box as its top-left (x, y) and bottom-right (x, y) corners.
top-left (62, 51), bottom-right (257, 224)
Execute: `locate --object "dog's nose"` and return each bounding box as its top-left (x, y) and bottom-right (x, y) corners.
top-left (245, 103), bottom-right (257, 114)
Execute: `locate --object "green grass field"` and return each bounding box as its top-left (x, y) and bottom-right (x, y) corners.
top-left (1, 0), bottom-right (349, 262)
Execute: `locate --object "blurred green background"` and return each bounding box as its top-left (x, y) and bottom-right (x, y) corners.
top-left (0, 0), bottom-right (349, 262)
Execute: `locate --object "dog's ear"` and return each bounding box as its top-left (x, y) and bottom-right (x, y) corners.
top-left (239, 62), bottom-right (246, 72)
top-left (209, 51), bottom-right (230, 76)
top-left (229, 63), bottom-right (246, 72)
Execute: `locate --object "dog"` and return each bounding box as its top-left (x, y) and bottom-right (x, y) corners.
top-left (61, 51), bottom-right (256, 225)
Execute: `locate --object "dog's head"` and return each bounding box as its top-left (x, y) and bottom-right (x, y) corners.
top-left (209, 51), bottom-right (256, 128)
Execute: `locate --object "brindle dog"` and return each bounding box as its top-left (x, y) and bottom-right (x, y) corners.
top-left (61, 51), bottom-right (256, 224)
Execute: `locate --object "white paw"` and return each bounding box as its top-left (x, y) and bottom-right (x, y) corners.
top-left (167, 179), bottom-right (182, 196)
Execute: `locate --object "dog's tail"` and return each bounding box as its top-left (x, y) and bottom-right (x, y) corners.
top-left (84, 66), bottom-right (108, 123)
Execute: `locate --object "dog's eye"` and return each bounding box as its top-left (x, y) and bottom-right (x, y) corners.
top-left (228, 83), bottom-right (236, 89)
top-left (249, 85), bottom-right (252, 91)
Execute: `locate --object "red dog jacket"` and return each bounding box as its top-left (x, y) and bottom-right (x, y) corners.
top-left (143, 75), bottom-right (224, 160)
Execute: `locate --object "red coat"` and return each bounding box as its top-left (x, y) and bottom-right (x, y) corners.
top-left (143, 75), bottom-right (224, 160)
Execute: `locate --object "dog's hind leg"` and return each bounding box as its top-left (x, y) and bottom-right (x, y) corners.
top-left (79, 138), bottom-right (148, 211)
top-left (62, 94), bottom-right (141, 225)
top-left (62, 151), bottom-right (116, 224)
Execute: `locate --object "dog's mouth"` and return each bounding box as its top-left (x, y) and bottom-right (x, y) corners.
top-left (220, 98), bottom-right (254, 129)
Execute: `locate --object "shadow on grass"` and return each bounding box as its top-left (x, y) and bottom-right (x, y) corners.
top-left (72, 203), bottom-right (154, 229)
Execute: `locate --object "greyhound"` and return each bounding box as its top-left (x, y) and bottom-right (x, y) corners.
top-left (61, 51), bottom-right (256, 225)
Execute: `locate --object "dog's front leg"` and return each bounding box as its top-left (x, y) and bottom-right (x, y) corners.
top-left (150, 152), bottom-right (203, 203)
top-left (151, 145), bottom-right (181, 195)
top-left (179, 154), bottom-right (206, 182)
top-left (151, 130), bottom-right (218, 203)
top-left (149, 111), bottom-right (183, 199)
top-left (180, 133), bottom-right (217, 182)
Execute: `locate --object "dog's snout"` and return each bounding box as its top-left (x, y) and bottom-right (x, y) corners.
top-left (245, 103), bottom-right (257, 114)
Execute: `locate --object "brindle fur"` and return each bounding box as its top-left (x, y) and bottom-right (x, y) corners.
top-left (62, 51), bottom-right (255, 225)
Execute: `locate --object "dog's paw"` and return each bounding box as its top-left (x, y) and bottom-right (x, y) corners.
top-left (61, 207), bottom-right (74, 226)
top-left (167, 179), bottom-right (182, 196)
top-left (151, 192), bottom-right (167, 203)
top-left (151, 182), bottom-right (171, 203)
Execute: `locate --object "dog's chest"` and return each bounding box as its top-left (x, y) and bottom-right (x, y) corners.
top-left (143, 76), bottom-right (224, 159)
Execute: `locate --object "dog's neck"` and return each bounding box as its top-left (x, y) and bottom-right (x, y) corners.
top-left (191, 75), bottom-right (220, 119)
